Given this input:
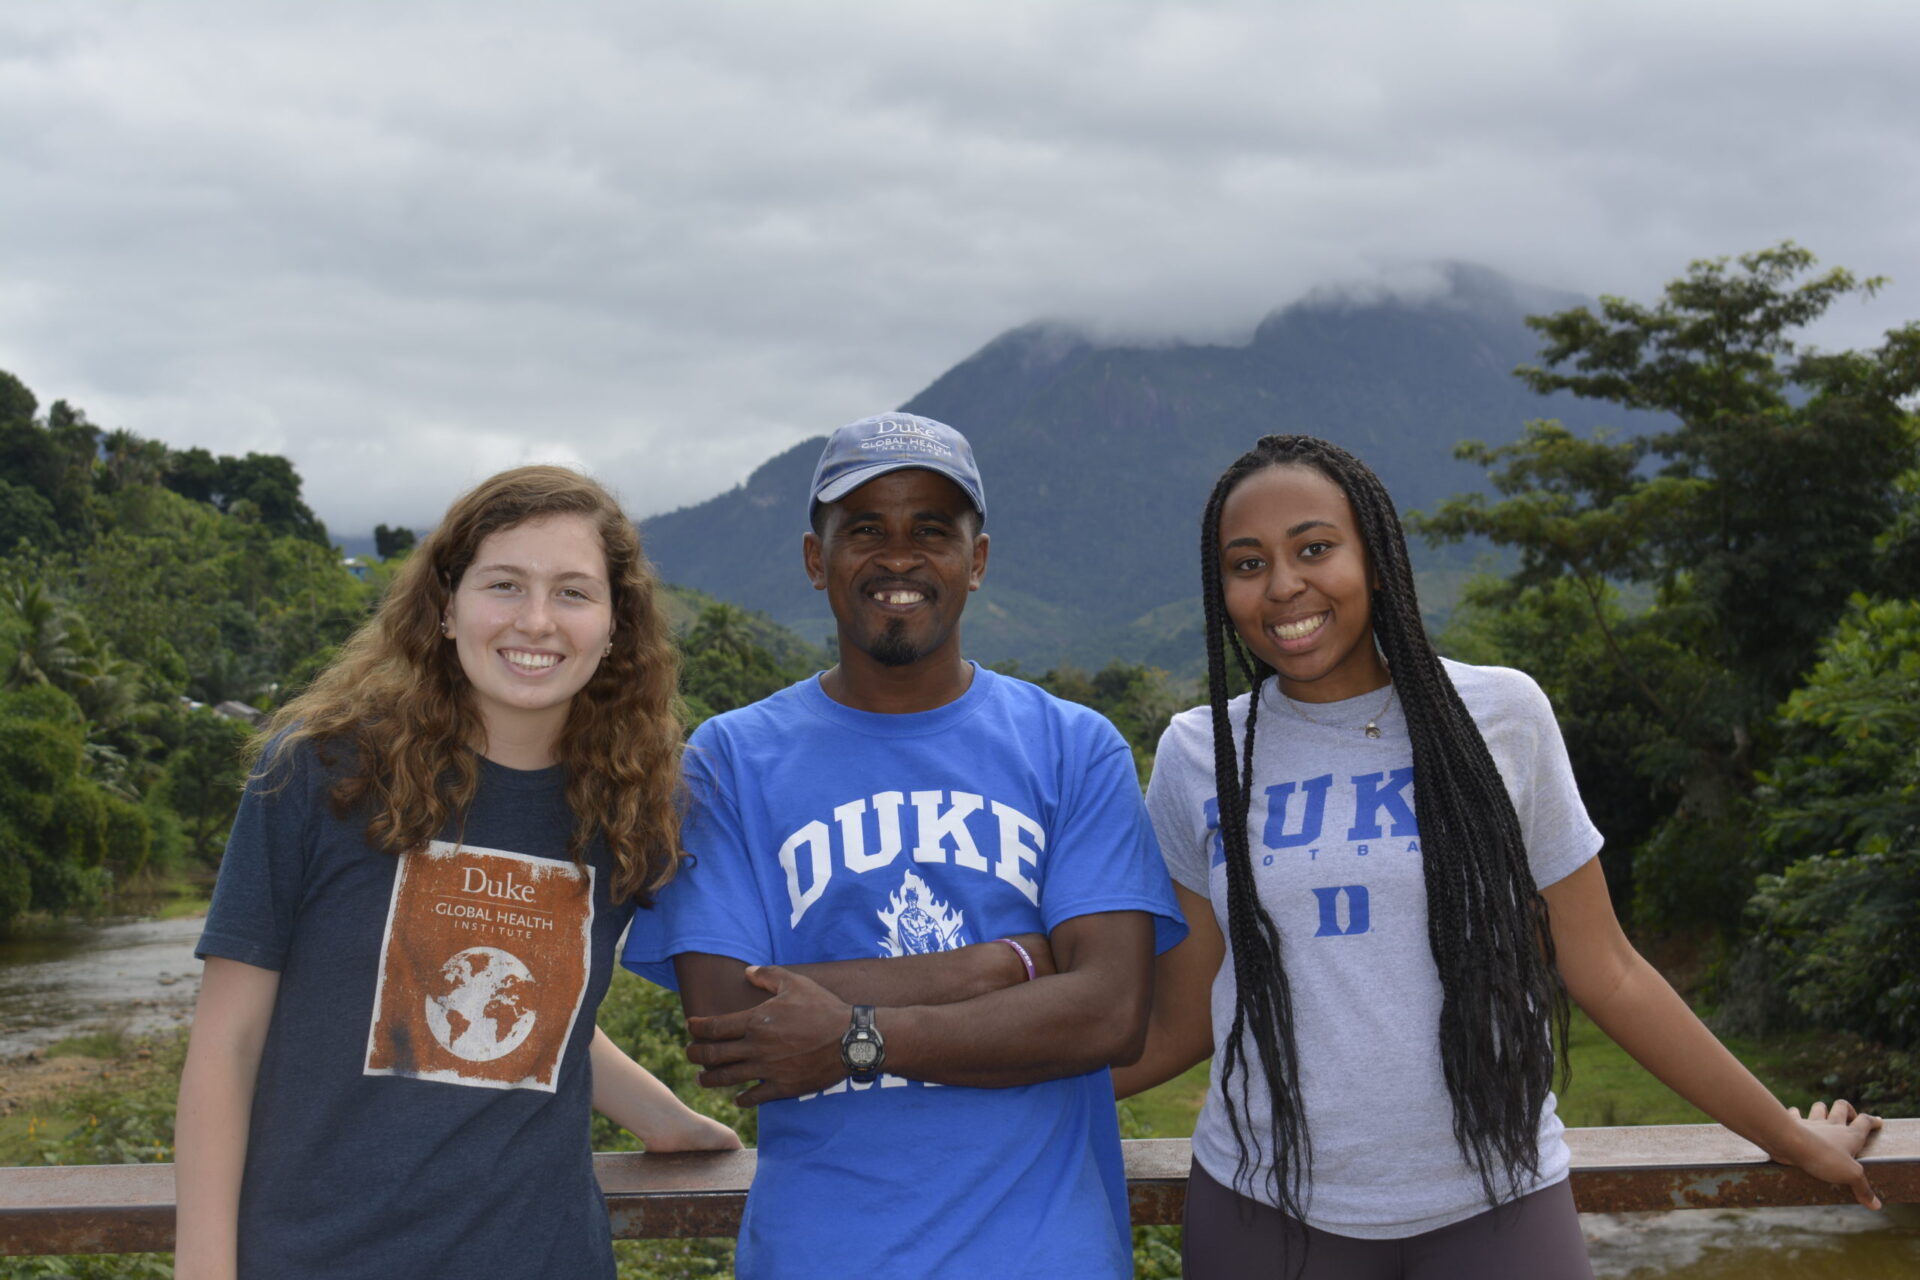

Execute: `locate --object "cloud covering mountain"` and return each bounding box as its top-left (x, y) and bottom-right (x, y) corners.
top-left (640, 264), bottom-right (1664, 668)
top-left (1, 1), bottom-right (1914, 537)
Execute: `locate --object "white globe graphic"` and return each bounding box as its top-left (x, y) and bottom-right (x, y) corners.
top-left (423, 946), bottom-right (537, 1062)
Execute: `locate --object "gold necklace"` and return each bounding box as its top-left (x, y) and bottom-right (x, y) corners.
top-left (1280, 682), bottom-right (1397, 739)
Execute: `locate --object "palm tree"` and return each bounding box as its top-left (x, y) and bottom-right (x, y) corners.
top-left (3, 573), bottom-right (84, 691)
top-left (690, 603), bottom-right (758, 664)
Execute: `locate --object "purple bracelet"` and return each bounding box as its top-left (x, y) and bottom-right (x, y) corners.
top-left (996, 936), bottom-right (1036, 983)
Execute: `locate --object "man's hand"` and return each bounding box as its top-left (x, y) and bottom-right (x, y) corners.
top-left (685, 965), bottom-right (854, 1107)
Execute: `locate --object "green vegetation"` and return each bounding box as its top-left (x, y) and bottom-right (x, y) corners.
top-left (0, 376), bottom-right (373, 930)
top-left (0, 1034), bottom-right (185, 1279)
top-left (676, 599), bottom-right (823, 725)
top-left (1413, 244), bottom-right (1920, 1108)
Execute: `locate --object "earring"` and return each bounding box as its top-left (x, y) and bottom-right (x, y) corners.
top-left (603, 641), bottom-right (613, 656)
top-left (440, 618), bottom-right (451, 637)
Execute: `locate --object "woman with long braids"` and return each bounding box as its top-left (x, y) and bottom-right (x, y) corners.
top-left (175, 466), bottom-right (738, 1280)
top-left (1114, 435), bottom-right (1881, 1278)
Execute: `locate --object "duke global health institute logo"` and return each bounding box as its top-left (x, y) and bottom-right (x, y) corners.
top-left (364, 843), bottom-right (595, 1091)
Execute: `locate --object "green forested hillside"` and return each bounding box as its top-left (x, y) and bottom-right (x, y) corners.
top-left (0, 373), bottom-right (370, 925)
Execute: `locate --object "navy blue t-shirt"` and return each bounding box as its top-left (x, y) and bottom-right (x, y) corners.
top-left (197, 741), bottom-right (636, 1280)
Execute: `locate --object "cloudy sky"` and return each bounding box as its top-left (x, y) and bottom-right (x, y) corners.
top-left (3, 0), bottom-right (1916, 535)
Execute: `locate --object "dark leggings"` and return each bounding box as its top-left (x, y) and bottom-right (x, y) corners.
top-left (1182, 1160), bottom-right (1595, 1280)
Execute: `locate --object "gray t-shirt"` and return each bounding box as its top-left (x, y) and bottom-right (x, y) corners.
top-left (197, 740), bottom-right (635, 1279)
top-left (1148, 660), bottom-right (1600, 1237)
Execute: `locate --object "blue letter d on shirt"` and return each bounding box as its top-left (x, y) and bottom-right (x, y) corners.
top-left (1311, 885), bottom-right (1370, 937)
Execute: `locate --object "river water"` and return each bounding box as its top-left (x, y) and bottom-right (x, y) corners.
top-left (1586, 1203), bottom-right (1920, 1277)
top-left (1, 917), bottom-right (1916, 1273)
top-left (0, 914), bottom-right (204, 1057)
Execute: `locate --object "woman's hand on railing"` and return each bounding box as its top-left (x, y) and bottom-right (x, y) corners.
top-left (1786, 1098), bottom-right (1883, 1209)
top-left (641, 1109), bottom-right (744, 1153)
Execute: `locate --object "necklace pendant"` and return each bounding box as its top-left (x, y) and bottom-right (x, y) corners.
top-left (1365, 722), bottom-right (1382, 739)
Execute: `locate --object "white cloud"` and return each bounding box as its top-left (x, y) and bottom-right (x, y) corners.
top-left (1, 0), bottom-right (1915, 533)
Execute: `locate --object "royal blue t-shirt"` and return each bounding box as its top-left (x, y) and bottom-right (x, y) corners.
top-left (623, 667), bottom-right (1184, 1279)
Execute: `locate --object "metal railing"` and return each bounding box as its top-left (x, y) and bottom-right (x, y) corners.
top-left (1, 1120), bottom-right (1915, 1255)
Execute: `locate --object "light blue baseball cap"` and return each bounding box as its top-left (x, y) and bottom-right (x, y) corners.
top-left (808, 413), bottom-right (986, 524)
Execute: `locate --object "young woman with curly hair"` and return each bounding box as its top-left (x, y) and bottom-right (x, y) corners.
top-left (175, 466), bottom-right (738, 1280)
top-left (1115, 435), bottom-right (1881, 1279)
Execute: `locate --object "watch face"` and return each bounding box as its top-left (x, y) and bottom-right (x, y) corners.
top-left (847, 1039), bottom-right (880, 1069)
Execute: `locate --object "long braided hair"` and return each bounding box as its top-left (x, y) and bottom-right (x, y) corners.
top-left (1201, 434), bottom-right (1568, 1219)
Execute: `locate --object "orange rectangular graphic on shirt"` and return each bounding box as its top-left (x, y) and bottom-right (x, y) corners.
top-left (363, 841), bottom-right (594, 1092)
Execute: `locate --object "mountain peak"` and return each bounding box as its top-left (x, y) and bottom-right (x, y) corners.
top-left (971, 321), bottom-right (1095, 371)
top-left (643, 264), bottom-right (1635, 669)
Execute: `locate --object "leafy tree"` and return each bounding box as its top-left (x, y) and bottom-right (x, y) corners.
top-left (0, 368), bottom-right (378, 909)
top-left (0, 368), bottom-right (35, 425)
top-left (1514, 244), bottom-right (1920, 702)
top-left (0, 476), bottom-right (60, 551)
top-left (0, 406), bottom-right (97, 544)
top-left (679, 603), bottom-right (805, 723)
top-left (100, 429), bottom-right (169, 493)
top-left (5, 566), bottom-right (148, 746)
top-left (162, 446), bottom-right (329, 545)
top-left (162, 445), bottom-right (222, 505)
top-left (0, 685), bottom-right (118, 926)
top-left (1746, 596), bottom-right (1920, 1058)
top-left (1874, 462), bottom-right (1920, 601)
top-left (3, 572), bottom-right (87, 691)
top-left (251, 535), bottom-right (377, 686)
top-left (70, 498), bottom-right (239, 676)
top-left (1754, 595), bottom-right (1920, 874)
top-left (374, 523), bottom-right (417, 559)
top-left (218, 453), bottom-right (329, 544)
top-left (156, 709), bottom-right (253, 863)
top-left (1414, 245), bottom-right (1920, 933)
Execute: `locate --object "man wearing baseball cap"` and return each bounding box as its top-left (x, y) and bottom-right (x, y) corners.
top-left (624, 412), bottom-right (1184, 1278)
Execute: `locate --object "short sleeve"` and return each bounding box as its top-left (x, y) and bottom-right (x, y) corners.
top-left (195, 738), bottom-right (317, 971)
top-left (1147, 714), bottom-right (1217, 899)
top-left (1494, 671), bottom-right (1603, 891)
top-left (620, 727), bottom-right (778, 988)
top-left (1032, 724), bottom-right (1187, 955)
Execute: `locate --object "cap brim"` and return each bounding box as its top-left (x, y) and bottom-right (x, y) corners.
top-left (815, 461), bottom-right (947, 506)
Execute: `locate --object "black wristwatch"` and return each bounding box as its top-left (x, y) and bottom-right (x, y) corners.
top-left (840, 1005), bottom-right (885, 1083)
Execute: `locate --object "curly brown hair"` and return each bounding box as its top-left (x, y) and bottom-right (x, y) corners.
top-left (258, 465), bottom-right (685, 905)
